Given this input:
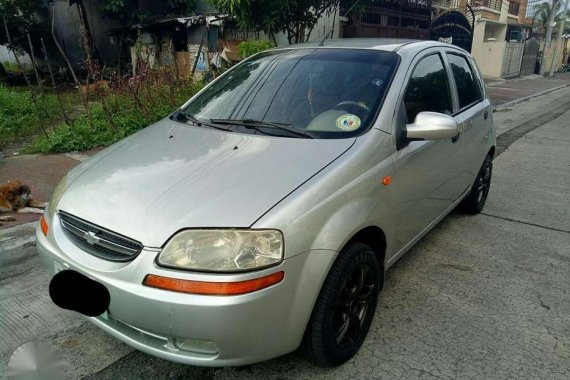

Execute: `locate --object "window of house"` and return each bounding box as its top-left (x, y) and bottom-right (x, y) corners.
top-left (508, 1), bottom-right (520, 16)
top-left (403, 54), bottom-right (453, 123)
top-left (447, 54), bottom-right (483, 109)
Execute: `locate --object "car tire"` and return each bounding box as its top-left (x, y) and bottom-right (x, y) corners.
top-left (303, 242), bottom-right (381, 367)
top-left (460, 154), bottom-right (493, 214)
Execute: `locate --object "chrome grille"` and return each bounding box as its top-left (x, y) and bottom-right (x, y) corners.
top-left (59, 211), bottom-right (143, 262)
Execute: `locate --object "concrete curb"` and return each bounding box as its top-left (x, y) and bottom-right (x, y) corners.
top-left (0, 222), bottom-right (37, 266)
top-left (494, 84), bottom-right (569, 112)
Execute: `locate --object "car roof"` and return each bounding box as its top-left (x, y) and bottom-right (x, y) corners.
top-left (273, 38), bottom-right (467, 55)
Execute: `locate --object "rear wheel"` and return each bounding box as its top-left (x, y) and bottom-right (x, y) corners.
top-left (303, 243), bottom-right (380, 366)
top-left (460, 154), bottom-right (493, 214)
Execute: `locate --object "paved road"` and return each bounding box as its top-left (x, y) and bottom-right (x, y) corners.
top-left (1, 92), bottom-right (569, 379)
top-left (486, 72), bottom-right (570, 106)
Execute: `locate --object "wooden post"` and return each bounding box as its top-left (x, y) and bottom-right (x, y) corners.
top-left (191, 28), bottom-right (207, 76)
top-left (26, 33), bottom-right (50, 118)
top-left (50, 5), bottom-right (93, 129)
top-left (40, 37), bottom-right (72, 126)
top-left (2, 16), bottom-right (49, 138)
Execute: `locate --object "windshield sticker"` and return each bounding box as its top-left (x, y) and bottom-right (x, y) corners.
top-left (336, 114), bottom-right (362, 131)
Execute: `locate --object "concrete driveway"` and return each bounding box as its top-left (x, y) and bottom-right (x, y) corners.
top-left (1, 89), bottom-right (569, 380)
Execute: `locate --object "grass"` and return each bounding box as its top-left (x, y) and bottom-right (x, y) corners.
top-left (0, 84), bottom-right (61, 147)
top-left (1, 70), bottom-right (204, 154)
top-left (1, 61), bottom-right (33, 73)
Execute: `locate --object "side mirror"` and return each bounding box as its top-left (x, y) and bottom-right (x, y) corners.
top-left (406, 112), bottom-right (459, 141)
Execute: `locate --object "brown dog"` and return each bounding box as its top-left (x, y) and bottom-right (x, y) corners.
top-left (0, 180), bottom-right (46, 215)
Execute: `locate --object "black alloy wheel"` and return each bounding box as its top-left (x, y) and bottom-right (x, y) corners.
top-left (461, 154), bottom-right (493, 214)
top-left (303, 242), bottom-right (381, 366)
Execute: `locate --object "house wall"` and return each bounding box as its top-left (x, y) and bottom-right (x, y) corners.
top-left (500, 0), bottom-right (529, 25)
top-left (308, 8), bottom-right (342, 43)
top-left (499, 0), bottom-right (509, 23)
top-left (471, 20), bottom-right (506, 78)
top-left (51, 0), bottom-right (126, 70)
top-left (480, 9), bottom-right (500, 21)
top-left (81, 1), bottom-right (124, 67)
top-left (51, 0), bottom-right (215, 70)
top-left (50, 1), bottom-right (340, 70)
top-left (51, 0), bottom-right (84, 69)
top-left (518, 1), bottom-right (528, 22)
top-left (543, 39), bottom-right (567, 72)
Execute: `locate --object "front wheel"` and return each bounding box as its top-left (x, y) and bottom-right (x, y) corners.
top-left (460, 154), bottom-right (493, 214)
top-left (303, 243), bottom-right (380, 366)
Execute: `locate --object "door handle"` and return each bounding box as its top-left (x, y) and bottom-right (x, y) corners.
top-left (484, 111), bottom-right (489, 120)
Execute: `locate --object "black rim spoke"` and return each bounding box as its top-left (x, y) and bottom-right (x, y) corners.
top-left (333, 263), bottom-right (376, 349)
top-left (477, 161), bottom-right (492, 203)
top-left (335, 314), bottom-right (350, 344)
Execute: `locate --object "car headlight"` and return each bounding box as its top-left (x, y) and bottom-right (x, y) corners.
top-left (157, 229), bottom-right (283, 272)
top-left (47, 177), bottom-right (68, 218)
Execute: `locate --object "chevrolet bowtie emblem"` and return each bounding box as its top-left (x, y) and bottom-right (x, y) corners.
top-left (84, 231), bottom-right (100, 245)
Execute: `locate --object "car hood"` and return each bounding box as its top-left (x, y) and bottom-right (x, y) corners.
top-left (57, 118), bottom-right (355, 247)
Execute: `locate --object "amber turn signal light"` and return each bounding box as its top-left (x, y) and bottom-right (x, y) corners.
top-left (143, 271), bottom-right (285, 296)
top-left (40, 215), bottom-right (49, 236)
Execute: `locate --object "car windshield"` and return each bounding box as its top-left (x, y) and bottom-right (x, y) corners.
top-left (182, 48), bottom-right (399, 139)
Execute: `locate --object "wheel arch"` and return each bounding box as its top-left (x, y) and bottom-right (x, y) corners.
top-left (342, 226), bottom-right (387, 289)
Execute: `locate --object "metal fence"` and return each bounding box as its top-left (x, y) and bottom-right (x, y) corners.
top-left (502, 42), bottom-right (525, 78)
top-left (519, 38), bottom-right (540, 76)
top-left (478, 0), bottom-right (502, 11)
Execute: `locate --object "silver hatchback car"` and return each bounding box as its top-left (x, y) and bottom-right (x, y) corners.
top-left (37, 39), bottom-right (495, 367)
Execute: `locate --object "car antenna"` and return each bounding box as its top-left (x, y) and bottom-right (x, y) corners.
top-left (318, 0), bottom-right (361, 46)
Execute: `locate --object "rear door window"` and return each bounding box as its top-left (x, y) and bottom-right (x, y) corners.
top-left (447, 53), bottom-right (483, 110)
top-left (403, 54), bottom-right (453, 123)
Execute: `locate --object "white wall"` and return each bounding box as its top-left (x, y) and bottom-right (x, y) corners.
top-left (272, 7), bottom-right (341, 47)
top-left (0, 45), bottom-right (32, 66)
top-left (471, 20), bottom-right (506, 78)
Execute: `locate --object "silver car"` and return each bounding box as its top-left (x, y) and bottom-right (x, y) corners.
top-left (37, 39), bottom-right (495, 367)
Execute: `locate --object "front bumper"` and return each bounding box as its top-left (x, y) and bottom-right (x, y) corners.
top-left (36, 215), bottom-right (335, 366)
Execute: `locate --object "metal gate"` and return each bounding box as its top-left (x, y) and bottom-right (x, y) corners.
top-left (430, 11), bottom-right (473, 52)
top-left (519, 38), bottom-right (539, 76)
top-left (501, 42), bottom-right (524, 78)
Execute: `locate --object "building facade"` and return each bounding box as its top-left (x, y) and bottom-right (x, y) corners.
top-left (432, 0), bottom-right (532, 78)
top-left (340, 0), bottom-right (432, 40)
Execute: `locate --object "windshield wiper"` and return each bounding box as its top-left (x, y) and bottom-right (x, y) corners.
top-left (209, 118), bottom-right (315, 139)
top-left (173, 109), bottom-right (234, 132)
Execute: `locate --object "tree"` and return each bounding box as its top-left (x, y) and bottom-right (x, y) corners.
top-left (168, 0), bottom-right (196, 15)
top-left (101, 0), bottom-right (197, 23)
top-left (206, 0), bottom-right (339, 45)
top-left (0, 0), bottom-right (46, 52)
top-left (534, 1), bottom-right (570, 36)
top-left (285, 0), bottom-right (340, 44)
top-left (0, 0), bottom-right (47, 75)
top-left (205, 0), bottom-right (286, 44)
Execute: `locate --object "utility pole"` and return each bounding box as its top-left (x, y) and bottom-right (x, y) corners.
top-left (540, 0), bottom-right (559, 75)
top-left (549, 0), bottom-right (570, 76)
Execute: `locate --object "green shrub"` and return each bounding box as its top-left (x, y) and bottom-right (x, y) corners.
top-left (238, 39), bottom-right (274, 59)
top-left (27, 79), bottom-right (204, 154)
